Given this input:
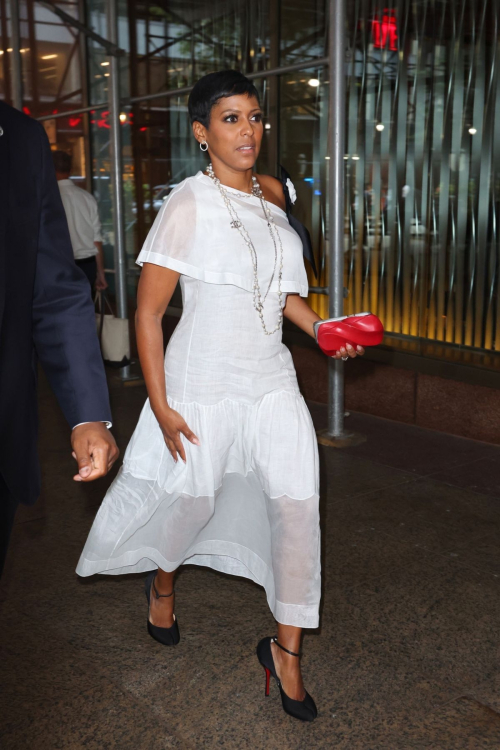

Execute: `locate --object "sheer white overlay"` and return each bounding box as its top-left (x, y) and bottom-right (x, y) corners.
top-left (76, 172), bottom-right (321, 628)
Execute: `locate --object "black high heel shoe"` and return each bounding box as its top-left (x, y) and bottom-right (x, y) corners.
top-left (256, 636), bottom-right (317, 722)
top-left (145, 570), bottom-right (180, 646)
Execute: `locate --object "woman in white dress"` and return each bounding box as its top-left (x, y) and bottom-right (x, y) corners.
top-left (77, 70), bottom-right (363, 722)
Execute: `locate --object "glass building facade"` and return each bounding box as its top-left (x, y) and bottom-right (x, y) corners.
top-left (1, 0), bottom-right (499, 372)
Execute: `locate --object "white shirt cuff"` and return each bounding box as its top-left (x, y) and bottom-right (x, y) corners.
top-left (72, 421), bottom-right (112, 430)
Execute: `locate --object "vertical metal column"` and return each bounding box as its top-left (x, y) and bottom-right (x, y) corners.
top-left (8, 0), bottom-right (23, 110)
top-left (77, 0), bottom-right (92, 193)
top-left (327, 0), bottom-right (346, 437)
top-left (268, 0), bottom-right (280, 175)
top-left (107, 0), bottom-right (131, 379)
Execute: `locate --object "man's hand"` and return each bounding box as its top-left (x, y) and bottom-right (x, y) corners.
top-left (71, 422), bottom-right (119, 482)
top-left (95, 270), bottom-right (108, 291)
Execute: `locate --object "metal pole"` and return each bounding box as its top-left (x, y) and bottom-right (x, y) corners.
top-left (37, 103), bottom-right (107, 122)
top-left (267, 0), bottom-right (280, 175)
top-left (327, 0), bottom-right (346, 437)
top-left (35, 60), bottom-right (331, 117)
top-left (107, 0), bottom-right (131, 379)
top-left (77, 0), bottom-right (92, 194)
top-left (9, 0), bottom-right (23, 110)
top-left (126, 57), bottom-right (329, 106)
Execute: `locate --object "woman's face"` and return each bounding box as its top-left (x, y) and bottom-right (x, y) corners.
top-left (194, 93), bottom-right (263, 172)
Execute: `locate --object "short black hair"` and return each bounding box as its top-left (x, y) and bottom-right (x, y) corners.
top-left (52, 150), bottom-right (72, 173)
top-left (188, 70), bottom-right (260, 128)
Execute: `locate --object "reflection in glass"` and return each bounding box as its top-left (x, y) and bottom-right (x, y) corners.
top-left (344, 0), bottom-right (500, 358)
top-left (127, 0), bottom-right (271, 100)
top-left (280, 0), bottom-right (327, 66)
top-left (18, 0), bottom-right (84, 118)
top-left (0, 1), bottom-right (88, 184)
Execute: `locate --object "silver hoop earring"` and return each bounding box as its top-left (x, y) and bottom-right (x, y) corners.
top-left (200, 141), bottom-right (208, 152)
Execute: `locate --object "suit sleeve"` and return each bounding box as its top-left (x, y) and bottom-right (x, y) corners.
top-left (32, 123), bottom-right (112, 428)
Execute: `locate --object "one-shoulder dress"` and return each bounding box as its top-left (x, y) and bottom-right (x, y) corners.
top-left (76, 171), bottom-right (321, 628)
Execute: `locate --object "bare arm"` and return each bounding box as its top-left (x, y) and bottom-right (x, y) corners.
top-left (136, 263), bottom-right (177, 416)
top-left (283, 294), bottom-right (364, 359)
top-left (136, 264), bottom-right (199, 461)
top-left (283, 293), bottom-right (321, 339)
top-left (94, 241), bottom-right (108, 290)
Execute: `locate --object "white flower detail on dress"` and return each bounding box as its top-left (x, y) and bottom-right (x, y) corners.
top-left (286, 178), bottom-right (297, 204)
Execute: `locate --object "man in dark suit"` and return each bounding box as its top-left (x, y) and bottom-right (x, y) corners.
top-left (0, 101), bottom-right (119, 575)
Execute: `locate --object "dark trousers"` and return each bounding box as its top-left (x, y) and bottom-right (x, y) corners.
top-left (0, 473), bottom-right (18, 578)
top-left (75, 256), bottom-right (97, 289)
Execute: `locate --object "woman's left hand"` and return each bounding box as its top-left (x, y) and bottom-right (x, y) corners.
top-left (332, 344), bottom-right (365, 360)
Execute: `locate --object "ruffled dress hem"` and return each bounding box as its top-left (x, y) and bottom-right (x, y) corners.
top-left (76, 539), bottom-right (320, 629)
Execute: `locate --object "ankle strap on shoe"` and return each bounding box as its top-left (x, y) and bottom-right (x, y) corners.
top-left (272, 636), bottom-right (301, 658)
top-left (152, 577), bottom-right (174, 599)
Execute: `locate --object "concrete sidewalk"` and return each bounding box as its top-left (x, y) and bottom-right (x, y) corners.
top-left (2, 372), bottom-right (500, 749)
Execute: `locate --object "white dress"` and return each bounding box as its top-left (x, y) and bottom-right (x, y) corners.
top-left (76, 171), bottom-right (321, 628)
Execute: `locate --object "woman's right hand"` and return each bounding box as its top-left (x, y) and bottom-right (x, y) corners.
top-left (156, 407), bottom-right (200, 463)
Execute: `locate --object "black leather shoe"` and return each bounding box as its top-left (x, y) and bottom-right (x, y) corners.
top-left (256, 636), bottom-right (317, 721)
top-left (145, 570), bottom-right (180, 646)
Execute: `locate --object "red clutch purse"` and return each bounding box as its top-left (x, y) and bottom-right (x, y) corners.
top-left (313, 312), bottom-right (384, 357)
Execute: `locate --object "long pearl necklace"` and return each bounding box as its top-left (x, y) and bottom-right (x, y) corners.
top-left (206, 163), bottom-right (284, 336)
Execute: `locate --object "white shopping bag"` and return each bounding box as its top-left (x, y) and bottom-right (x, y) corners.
top-left (95, 291), bottom-right (131, 366)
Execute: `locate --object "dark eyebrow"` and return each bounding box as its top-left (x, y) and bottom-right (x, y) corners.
top-left (220, 108), bottom-right (262, 115)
